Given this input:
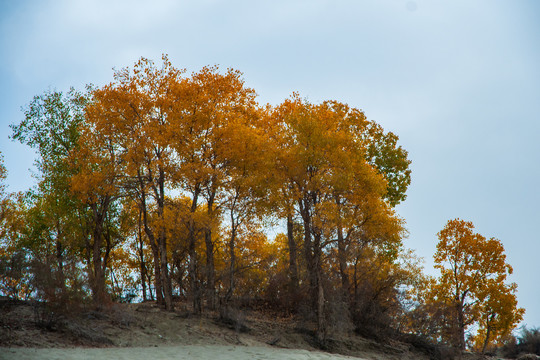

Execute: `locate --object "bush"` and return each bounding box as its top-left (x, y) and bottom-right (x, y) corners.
top-left (0, 250), bottom-right (33, 299)
top-left (500, 327), bottom-right (540, 359)
top-left (517, 354), bottom-right (540, 360)
top-left (218, 306), bottom-right (250, 333)
top-left (519, 328), bottom-right (540, 355)
top-left (29, 256), bottom-right (87, 329)
top-left (400, 333), bottom-right (459, 360)
top-left (324, 288), bottom-right (354, 336)
top-left (264, 271), bottom-right (304, 314)
top-left (350, 281), bottom-right (396, 340)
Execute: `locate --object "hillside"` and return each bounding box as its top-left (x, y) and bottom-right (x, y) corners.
top-left (0, 298), bottom-right (443, 360)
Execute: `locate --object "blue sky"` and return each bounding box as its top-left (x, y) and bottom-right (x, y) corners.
top-left (1, 0), bottom-right (539, 328)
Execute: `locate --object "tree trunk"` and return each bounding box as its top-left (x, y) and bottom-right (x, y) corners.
top-left (316, 268), bottom-right (326, 345)
top-left (299, 196), bottom-right (318, 315)
top-left (140, 261), bottom-right (148, 302)
top-left (137, 214), bottom-right (147, 301)
top-left (337, 225), bottom-right (350, 296)
top-left (142, 209), bottom-right (163, 305)
top-left (481, 314), bottom-right (495, 354)
top-left (158, 232), bottom-right (173, 311)
top-left (55, 237), bottom-right (66, 296)
top-left (188, 187), bottom-right (201, 313)
top-left (138, 181), bottom-right (164, 305)
top-left (457, 301), bottom-right (466, 351)
top-left (90, 203), bottom-right (108, 306)
top-left (152, 242), bottom-right (163, 304)
top-left (188, 231), bottom-right (201, 312)
top-left (286, 214), bottom-right (299, 293)
top-left (482, 325), bottom-right (491, 354)
top-left (156, 168), bottom-right (173, 311)
top-left (225, 215), bottom-right (237, 304)
top-left (313, 231), bottom-right (326, 345)
top-left (299, 198), bottom-right (314, 291)
top-left (299, 195), bottom-right (326, 343)
top-left (204, 228), bottom-right (216, 309)
top-left (204, 190), bottom-right (216, 310)
top-left (147, 270), bottom-right (155, 301)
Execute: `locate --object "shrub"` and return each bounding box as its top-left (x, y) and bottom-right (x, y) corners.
top-left (218, 305), bottom-right (250, 333)
top-left (519, 328), bottom-right (540, 355)
top-left (29, 255), bottom-right (87, 329)
top-left (0, 250), bottom-right (33, 299)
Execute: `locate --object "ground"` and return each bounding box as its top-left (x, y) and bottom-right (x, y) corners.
top-left (0, 298), bottom-right (490, 360)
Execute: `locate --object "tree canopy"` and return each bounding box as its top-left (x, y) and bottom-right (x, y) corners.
top-left (424, 219), bottom-right (524, 351)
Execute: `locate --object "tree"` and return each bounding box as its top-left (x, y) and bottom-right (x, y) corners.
top-left (267, 95), bottom-right (406, 343)
top-left (70, 105), bottom-right (125, 306)
top-left (170, 65), bottom-right (260, 310)
top-left (84, 56), bottom-right (184, 310)
top-left (429, 219), bottom-right (523, 350)
top-left (473, 281), bottom-right (524, 353)
top-left (0, 170), bottom-right (34, 300)
top-left (9, 88), bottom-right (113, 305)
top-left (0, 152), bottom-right (8, 227)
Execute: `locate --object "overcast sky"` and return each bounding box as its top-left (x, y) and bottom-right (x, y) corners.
top-left (1, 0), bottom-right (539, 328)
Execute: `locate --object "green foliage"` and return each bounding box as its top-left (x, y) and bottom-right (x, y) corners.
top-left (11, 88), bottom-right (89, 161)
top-left (362, 121), bottom-right (411, 206)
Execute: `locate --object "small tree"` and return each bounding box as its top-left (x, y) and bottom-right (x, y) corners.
top-left (428, 219), bottom-right (523, 351)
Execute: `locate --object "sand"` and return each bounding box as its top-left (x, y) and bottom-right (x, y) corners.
top-left (0, 345), bottom-right (367, 360)
top-left (1, 301), bottom-right (428, 360)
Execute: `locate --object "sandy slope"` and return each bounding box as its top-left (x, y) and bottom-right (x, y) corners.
top-left (0, 300), bottom-right (432, 360)
top-left (1, 345), bottom-right (369, 360)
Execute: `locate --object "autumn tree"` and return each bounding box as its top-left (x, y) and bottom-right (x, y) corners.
top-left (70, 105), bottom-right (126, 306)
top-left (0, 160), bottom-right (33, 300)
top-left (265, 93), bottom-right (410, 312)
top-left (472, 281), bottom-right (524, 353)
top-left (0, 152), bottom-right (8, 228)
top-left (218, 115), bottom-right (271, 304)
top-left (119, 199), bottom-right (154, 301)
top-left (266, 95), bottom-right (409, 343)
top-left (428, 219), bottom-right (523, 351)
top-left (259, 106), bottom-right (301, 298)
top-left (170, 65), bottom-right (261, 310)
top-left (84, 56), bottom-right (184, 310)
top-left (9, 89), bottom-right (98, 303)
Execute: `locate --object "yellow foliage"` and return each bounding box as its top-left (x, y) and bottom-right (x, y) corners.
top-left (427, 219), bottom-right (523, 350)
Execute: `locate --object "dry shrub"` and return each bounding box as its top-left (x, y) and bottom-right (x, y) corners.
top-left (218, 305), bottom-right (250, 333)
top-left (264, 270), bottom-right (305, 314)
top-left (400, 333), bottom-right (459, 360)
top-left (350, 280), bottom-right (397, 341)
top-left (107, 303), bottom-right (136, 328)
top-left (324, 288), bottom-right (354, 336)
top-left (30, 256), bottom-right (87, 329)
top-left (517, 354), bottom-right (540, 360)
top-left (503, 328), bottom-right (540, 358)
top-left (519, 328), bottom-right (540, 356)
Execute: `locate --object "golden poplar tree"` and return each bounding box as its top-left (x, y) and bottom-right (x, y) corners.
top-left (267, 95), bottom-right (404, 343)
top-left (83, 55), bottom-right (184, 310)
top-left (170, 65), bottom-right (260, 310)
top-left (429, 219), bottom-right (523, 350)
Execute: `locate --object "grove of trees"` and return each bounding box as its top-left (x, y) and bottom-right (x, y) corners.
top-left (0, 55), bottom-right (524, 352)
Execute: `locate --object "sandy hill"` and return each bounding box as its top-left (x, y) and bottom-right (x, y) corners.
top-left (0, 299), bottom-right (492, 360)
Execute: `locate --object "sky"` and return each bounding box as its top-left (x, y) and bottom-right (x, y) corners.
top-left (1, 0), bottom-right (539, 328)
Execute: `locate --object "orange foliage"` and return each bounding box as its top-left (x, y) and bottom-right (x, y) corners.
top-left (428, 219), bottom-right (523, 351)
